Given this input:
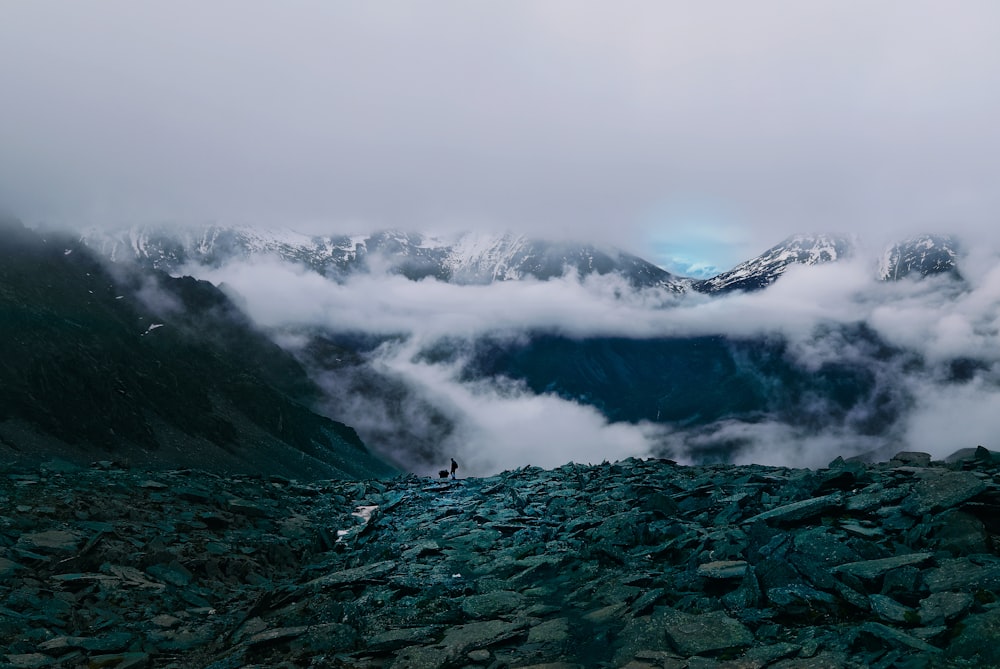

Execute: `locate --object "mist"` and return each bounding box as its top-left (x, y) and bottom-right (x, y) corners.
top-left (179, 235), bottom-right (1000, 475)
top-left (5, 2), bottom-right (1000, 269)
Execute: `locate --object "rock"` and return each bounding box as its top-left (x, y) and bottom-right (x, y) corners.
top-left (367, 627), bottom-right (441, 653)
top-left (902, 471), bottom-right (987, 517)
top-left (527, 618), bottom-right (570, 645)
top-left (306, 560), bottom-right (397, 589)
top-left (928, 509), bottom-right (988, 554)
top-left (889, 451), bottom-right (932, 467)
top-left (86, 653), bottom-right (149, 669)
top-left (227, 498), bottom-right (269, 518)
top-left (743, 493), bottom-right (842, 525)
top-left (439, 618), bottom-right (528, 652)
top-left (868, 594), bottom-right (914, 624)
top-left (945, 608), bottom-right (1000, 663)
top-left (697, 560), bottom-right (748, 579)
top-left (855, 622), bottom-right (942, 654)
top-left (4, 653), bottom-right (55, 668)
top-left (0, 557), bottom-right (25, 577)
top-left (3, 456), bottom-right (1000, 667)
top-left (661, 609), bottom-right (754, 656)
top-left (831, 553), bottom-right (933, 580)
top-left (467, 649), bottom-right (491, 662)
top-left (918, 591), bottom-right (973, 626)
top-left (460, 590), bottom-right (526, 619)
top-left (16, 530), bottom-right (81, 554)
top-left (924, 557), bottom-right (1000, 592)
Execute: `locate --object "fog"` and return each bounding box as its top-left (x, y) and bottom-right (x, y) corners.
top-left (184, 237), bottom-right (1000, 475)
top-left (4, 2), bottom-right (1000, 269)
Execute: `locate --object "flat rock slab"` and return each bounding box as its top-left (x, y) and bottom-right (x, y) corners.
top-left (903, 471), bottom-right (987, 517)
top-left (924, 558), bottom-right (1000, 592)
top-left (831, 552), bottom-right (933, 580)
top-left (440, 618), bottom-right (528, 653)
top-left (461, 590), bottom-right (527, 619)
top-left (697, 560), bottom-right (748, 579)
top-left (743, 493), bottom-right (842, 525)
top-left (367, 626), bottom-right (441, 653)
top-left (858, 622), bottom-right (942, 654)
top-left (946, 608), bottom-right (1000, 664)
top-left (306, 560), bottom-right (396, 589)
top-left (662, 609), bottom-right (754, 656)
top-left (919, 591), bottom-right (973, 626)
top-left (16, 530), bottom-right (81, 554)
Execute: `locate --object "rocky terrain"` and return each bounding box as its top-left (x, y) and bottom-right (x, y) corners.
top-left (3, 449), bottom-right (1000, 668)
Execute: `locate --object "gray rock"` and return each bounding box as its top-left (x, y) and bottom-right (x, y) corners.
top-left (743, 493), bottom-right (842, 525)
top-left (305, 559), bottom-right (397, 589)
top-left (924, 557), bottom-right (1000, 592)
top-left (831, 553), bottom-right (933, 580)
top-left (16, 530), bottom-right (81, 554)
top-left (868, 594), bottom-right (914, 624)
top-left (460, 590), bottom-right (526, 619)
top-left (928, 509), bottom-right (989, 554)
top-left (856, 622), bottom-right (942, 654)
top-left (945, 608), bottom-right (1000, 664)
top-left (902, 470), bottom-right (987, 517)
top-left (889, 451), bottom-right (932, 467)
top-left (918, 591), bottom-right (973, 626)
top-left (367, 627), bottom-right (441, 653)
top-left (4, 653), bottom-right (56, 668)
top-left (697, 560), bottom-right (748, 579)
top-left (527, 618), bottom-right (570, 645)
top-left (661, 609), bottom-right (754, 656)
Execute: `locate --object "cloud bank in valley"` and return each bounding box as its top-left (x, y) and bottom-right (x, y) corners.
top-left (190, 239), bottom-right (1000, 475)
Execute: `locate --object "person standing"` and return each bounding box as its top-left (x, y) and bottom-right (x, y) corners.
top-left (450, 458), bottom-right (459, 480)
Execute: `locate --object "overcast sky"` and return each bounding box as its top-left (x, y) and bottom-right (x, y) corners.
top-left (3, 1), bottom-right (1000, 268)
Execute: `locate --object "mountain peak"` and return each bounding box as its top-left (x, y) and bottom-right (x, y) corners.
top-left (695, 233), bottom-right (853, 294)
top-left (878, 234), bottom-right (961, 282)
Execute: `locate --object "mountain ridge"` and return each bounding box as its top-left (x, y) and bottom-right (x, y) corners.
top-left (80, 225), bottom-right (963, 293)
top-left (0, 219), bottom-right (397, 480)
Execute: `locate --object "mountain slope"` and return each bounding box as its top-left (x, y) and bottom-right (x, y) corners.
top-left (878, 234), bottom-right (961, 281)
top-left (0, 219), bottom-right (397, 480)
top-left (81, 225), bottom-right (689, 290)
top-left (695, 234), bottom-right (853, 293)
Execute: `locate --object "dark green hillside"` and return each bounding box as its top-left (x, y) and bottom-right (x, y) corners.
top-left (464, 330), bottom-right (909, 456)
top-left (0, 219), bottom-right (396, 480)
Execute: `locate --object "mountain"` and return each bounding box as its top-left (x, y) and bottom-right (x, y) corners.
top-left (878, 234), bottom-right (961, 281)
top-left (694, 234), bottom-right (853, 293)
top-left (80, 225), bottom-right (690, 290)
top-left (0, 219), bottom-right (397, 480)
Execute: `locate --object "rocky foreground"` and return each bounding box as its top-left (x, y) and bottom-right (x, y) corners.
top-left (2, 451), bottom-right (1000, 669)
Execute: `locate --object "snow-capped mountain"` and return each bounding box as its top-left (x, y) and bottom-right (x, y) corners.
top-left (878, 234), bottom-right (961, 281)
top-left (81, 225), bottom-right (690, 291)
top-left (693, 234), bottom-right (853, 294)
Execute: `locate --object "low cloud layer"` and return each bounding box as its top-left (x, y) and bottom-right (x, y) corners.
top-left (190, 239), bottom-right (1000, 475)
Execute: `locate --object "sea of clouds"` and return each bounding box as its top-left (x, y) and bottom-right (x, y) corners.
top-left (183, 239), bottom-right (1000, 476)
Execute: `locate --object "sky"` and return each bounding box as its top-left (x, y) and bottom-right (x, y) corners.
top-left (4, 2), bottom-right (1000, 269)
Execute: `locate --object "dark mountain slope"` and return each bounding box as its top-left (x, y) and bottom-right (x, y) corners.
top-left (0, 220), bottom-right (396, 480)
top-left (879, 234), bottom-right (962, 281)
top-left (695, 234), bottom-right (853, 293)
top-left (461, 329), bottom-right (910, 458)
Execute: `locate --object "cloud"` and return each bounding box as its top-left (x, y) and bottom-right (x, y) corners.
top-left (178, 238), bottom-right (1000, 474)
top-left (368, 341), bottom-right (660, 476)
top-left (4, 2), bottom-right (1000, 265)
